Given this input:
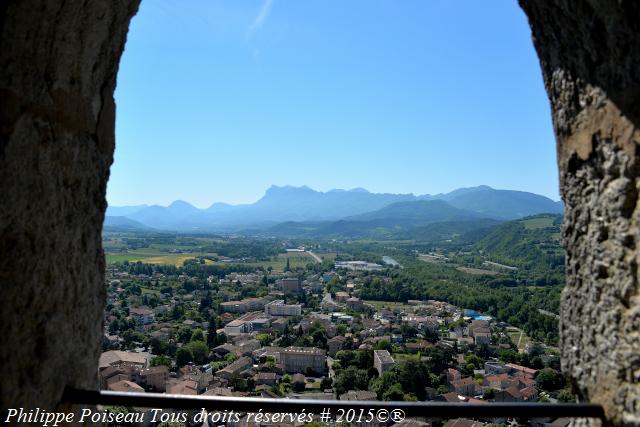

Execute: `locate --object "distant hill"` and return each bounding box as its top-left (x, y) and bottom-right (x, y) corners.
top-left (472, 214), bottom-right (564, 273)
top-left (399, 218), bottom-right (503, 242)
top-left (104, 216), bottom-right (153, 231)
top-left (104, 185), bottom-right (563, 232)
top-left (446, 188), bottom-right (563, 220)
top-left (265, 201), bottom-right (494, 239)
top-left (346, 200), bottom-right (484, 224)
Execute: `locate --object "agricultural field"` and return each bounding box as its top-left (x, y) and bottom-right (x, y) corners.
top-left (521, 216), bottom-right (555, 230)
top-left (311, 252), bottom-right (337, 262)
top-left (456, 266), bottom-right (499, 276)
top-left (105, 248), bottom-right (215, 266)
top-left (506, 326), bottom-right (532, 352)
top-left (105, 246), bottom-right (320, 270)
top-left (363, 299), bottom-right (415, 311)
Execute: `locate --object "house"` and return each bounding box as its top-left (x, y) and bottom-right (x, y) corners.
top-left (495, 386), bottom-right (523, 402)
top-left (271, 317), bottom-right (289, 333)
top-left (236, 339), bottom-right (261, 355)
top-left (468, 320), bottom-right (490, 337)
top-left (506, 363), bottom-right (538, 378)
top-left (520, 386), bottom-right (539, 401)
top-left (451, 377), bottom-right (477, 396)
top-left (211, 343), bottom-right (237, 358)
top-left (334, 292), bottom-right (350, 302)
top-left (166, 379), bottom-right (198, 396)
top-left (346, 297), bottom-right (364, 310)
top-left (254, 372), bottom-right (278, 386)
top-left (519, 376), bottom-right (537, 389)
top-left (100, 365), bottom-right (137, 389)
top-left (137, 365), bottom-right (169, 392)
top-left (99, 351), bottom-right (148, 370)
top-left (129, 307), bottom-right (154, 325)
top-left (180, 365), bottom-right (214, 393)
top-left (108, 380), bottom-right (145, 393)
top-left (373, 350), bottom-right (395, 377)
top-left (339, 390), bottom-right (378, 401)
top-left (440, 392), bottom-right (468, 403)
top-left (484, 361), bottom-right (508, 375)
top-left (215, 356), bottom-right (253, 381)
top-left (406, 340), bottom-right (433, 353)
top-left (253, 346), bottom-right (285, 364)
top-left (402, 315), bottom-right (439, 331)
top-left (446, 368), bottom-right (462, 384)
top-left (484, 373), bottom-right (519, 391)
top-left (327, 336), bottom-right (346, 356)
top-left (474, 332), bottom-right (491, 345)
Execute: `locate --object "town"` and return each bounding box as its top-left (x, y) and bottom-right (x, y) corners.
top-left (99, 235), bottom-right (571, 427)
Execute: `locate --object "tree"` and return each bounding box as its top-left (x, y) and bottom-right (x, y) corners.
top-left (256, 333), bottom-right (271, 346)
top-left (333, 366), bottom-right (368, 396)
top-left (557, 389), bottom-right (576, 403)
top-left (382, 383), bottom-right (405, 401)
top-left (320, 377), bottom-right (333, 390)
top-left (436, 385), bottom-right (449, 395)
top-left (535, 368), bottom-right (565, 391)
top-left (374, 340), bottom-right (392, 351)
top-left (190, 329), bottom-right (205, 343)
top-left (150, 356), bottom-right (172, 368)
top-left (397, 358), bottom-right (429, 400)
top-left (150, 337), bottom-right (169, 356)
top-left (207, 317), bottom-right (219, 349)
top-left (176, 347), bottom-right (193, 367)
top-left (483, 388), bottom-right (496, 400)
top-left (186, 340), bottom-right (209, 365)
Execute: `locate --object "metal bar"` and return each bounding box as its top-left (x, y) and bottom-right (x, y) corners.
top-left (62, 388), bottom-right (606, 420)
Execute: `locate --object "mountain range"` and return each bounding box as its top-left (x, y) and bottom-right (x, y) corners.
top-left (105, 185), bottom-right (563, 236)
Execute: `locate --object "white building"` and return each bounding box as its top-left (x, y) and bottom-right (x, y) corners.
top-left (264, 300), bottom-right (302, 316)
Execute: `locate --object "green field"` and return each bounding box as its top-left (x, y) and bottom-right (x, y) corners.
top-left (506, 327), bottom-right (531, 352)
top-left (313, 252), bottom-right (337, 261)
top-left (363, 299), bottom-right (414, 311)
top-left (105, 247), bottom-right (214, 266)
top-left (105, 248), bottom-right (319, 270)
top-left (521, 216), bottom-right (555, 230)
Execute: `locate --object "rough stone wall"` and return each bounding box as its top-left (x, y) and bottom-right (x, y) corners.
top-left (0, 0), bottom-right (139, 412)
top-left (519, 1), bottom-right (640, 425)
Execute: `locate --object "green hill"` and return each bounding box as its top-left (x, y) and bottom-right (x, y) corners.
top-left (473, 214), bottom-right (564, 275)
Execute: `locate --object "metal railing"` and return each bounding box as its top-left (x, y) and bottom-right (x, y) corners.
top-left (61, 387), bottom-right (606, 423)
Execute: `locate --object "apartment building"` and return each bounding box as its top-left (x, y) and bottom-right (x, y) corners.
top-left (280, 347), bottom-right (326, 374)
top-left (264, 300), bottom-right (302, 316)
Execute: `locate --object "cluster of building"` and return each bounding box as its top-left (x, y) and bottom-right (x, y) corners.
top-left (441, 361), bottom-right (539, 403)
top-left (101, 257), bottom-right (562, 427)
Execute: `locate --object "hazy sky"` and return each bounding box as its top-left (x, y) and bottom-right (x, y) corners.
top-left (108, 0), bottom-right (559, 208)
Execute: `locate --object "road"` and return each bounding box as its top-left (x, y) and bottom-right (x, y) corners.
top-left (306, 251), bottom-right (322, 264)
top-left (538, 309), bottom-right (560, 320)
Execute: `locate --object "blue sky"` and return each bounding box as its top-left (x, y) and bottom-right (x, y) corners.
top-left (108, 0), bottom-right (559, 208)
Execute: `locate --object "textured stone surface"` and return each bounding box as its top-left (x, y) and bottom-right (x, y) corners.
top-left (519, 1), bottom-right (640, 425)
top-left (0, 0), bottom-right (139, 411)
